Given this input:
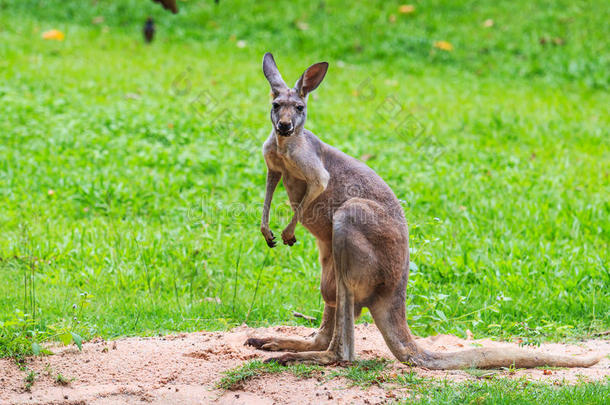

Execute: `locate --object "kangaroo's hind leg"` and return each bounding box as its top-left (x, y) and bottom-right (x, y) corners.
top-left (368, 282), bottom-right (430, 366)
top-left (264, 198), bottom-right (383, 365)
top-left (245, 241), bottom-right (336, 352)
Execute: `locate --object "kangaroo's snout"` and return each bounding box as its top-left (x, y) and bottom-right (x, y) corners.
top-left (277, 121), bottom-right (293, 136)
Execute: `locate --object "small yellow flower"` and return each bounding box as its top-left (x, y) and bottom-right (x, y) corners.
top-left (398, 5), bottom-right (415, 14)
top-left (42, 29), bottom-right (65, 41)
top-left (433, 41), bottom-right (453, 51)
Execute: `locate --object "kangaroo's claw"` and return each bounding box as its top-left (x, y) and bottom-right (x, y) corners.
top-left (264, 354), bottom-right (293, 365)
top-left (264, 231), bottom-right (277, 248)
top-left (283, 235), bottom-right (297, 246)
top-left (245, 337), bottom-right (271, 349)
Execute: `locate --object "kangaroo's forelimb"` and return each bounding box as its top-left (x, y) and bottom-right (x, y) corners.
top-left (261, 167), bottom-right (281, 247)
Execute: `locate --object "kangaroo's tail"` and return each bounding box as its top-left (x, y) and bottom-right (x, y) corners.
top-left (411, 345), bottom-right (602, 370)
top-left (369, 299), bottom-right (603, 370)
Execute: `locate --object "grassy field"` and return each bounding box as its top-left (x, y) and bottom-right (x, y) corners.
top-left (0, 0), bottom-right (608, 362)
top-left (218, 359), bottom-right (610, 404)
top-left (218, 359), bottom-right (610, 403)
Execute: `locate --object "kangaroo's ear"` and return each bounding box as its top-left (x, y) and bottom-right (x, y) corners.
top-left (263, 53), bottom-right (288, 96)
top-left (295, 62), bottom-right (328, 98)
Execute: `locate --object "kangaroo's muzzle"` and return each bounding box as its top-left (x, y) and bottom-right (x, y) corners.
top-left (277, 121), bottom-right (293, 136)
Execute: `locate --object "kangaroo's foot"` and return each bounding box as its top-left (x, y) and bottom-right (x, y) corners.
top-left (245, 337), bottom-right (296, 351)
top-left (264, 350), bottom-right (341, 366)
top-left (245, 305), bottom-right (334, 352)
top-left (244, 337), bottom-right (276, 350)
top-left (245, 333), bottom-right (330, 352)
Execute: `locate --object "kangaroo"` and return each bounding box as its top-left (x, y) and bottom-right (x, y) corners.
top-left (245, 53), bottom-right (602, 369)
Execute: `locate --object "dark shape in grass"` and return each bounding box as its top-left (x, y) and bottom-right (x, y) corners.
top-left (143, 17), bottom-right (155, 43)
top-left (152, 0), bottom-right (178, 14)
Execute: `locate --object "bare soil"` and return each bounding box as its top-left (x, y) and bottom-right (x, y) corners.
top-left (1, 324), bottom-right (608, 405)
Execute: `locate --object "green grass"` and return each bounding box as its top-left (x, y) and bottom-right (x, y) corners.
top-left (0, 0), bottom-right (608, 362)
top-left (406, 379), bottom-right (610, 404)
top-left (328, 358), bottom-right (394, 388)
top-left (217, 358), bottom-right (409, 390)
top-left (219, 360), bottom-right (610, 403)
top-left (217, 360), bottom-right (294, 390)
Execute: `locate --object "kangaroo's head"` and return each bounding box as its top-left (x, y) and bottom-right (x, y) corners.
top-left (262, 53), bottom-right (328, 137)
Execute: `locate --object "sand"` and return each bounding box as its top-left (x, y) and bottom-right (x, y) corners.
top-left (1, 324), bottom-right (608, 404)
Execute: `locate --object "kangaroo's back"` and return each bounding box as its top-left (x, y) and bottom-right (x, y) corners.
top-left (297, 130), bottom-right (406, 238)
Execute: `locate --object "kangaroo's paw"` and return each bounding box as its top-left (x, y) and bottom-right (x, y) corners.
top-left (264, 350), bottom-right (341, 366)
top-left (265, 234), bottom-right (277, 248)
top-left (281, 229), bottom-right (297, 246)
top-left (261, 228), bottom-right (277, 248)
top-left (283, 236), bottom-right (296, 246)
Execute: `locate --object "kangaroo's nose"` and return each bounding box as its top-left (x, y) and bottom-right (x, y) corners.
top-left (278, 121), bottom-right (292, 131)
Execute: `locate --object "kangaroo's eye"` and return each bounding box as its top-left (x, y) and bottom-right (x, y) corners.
top-left (272, 102), bottom-right (280, 110)
top-left (296, 105), bottom-right (304, 112)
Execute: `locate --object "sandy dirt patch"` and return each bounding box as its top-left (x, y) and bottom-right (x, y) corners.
top-left (1, 324), bottom-right (608, 404)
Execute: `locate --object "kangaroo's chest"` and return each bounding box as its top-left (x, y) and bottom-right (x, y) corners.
top-left (282, 171), bottom-right (307, 206)
top-left (267, 150), bottom-right (334, 238)
top-left (267, 151), bottom-right (307, 203)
